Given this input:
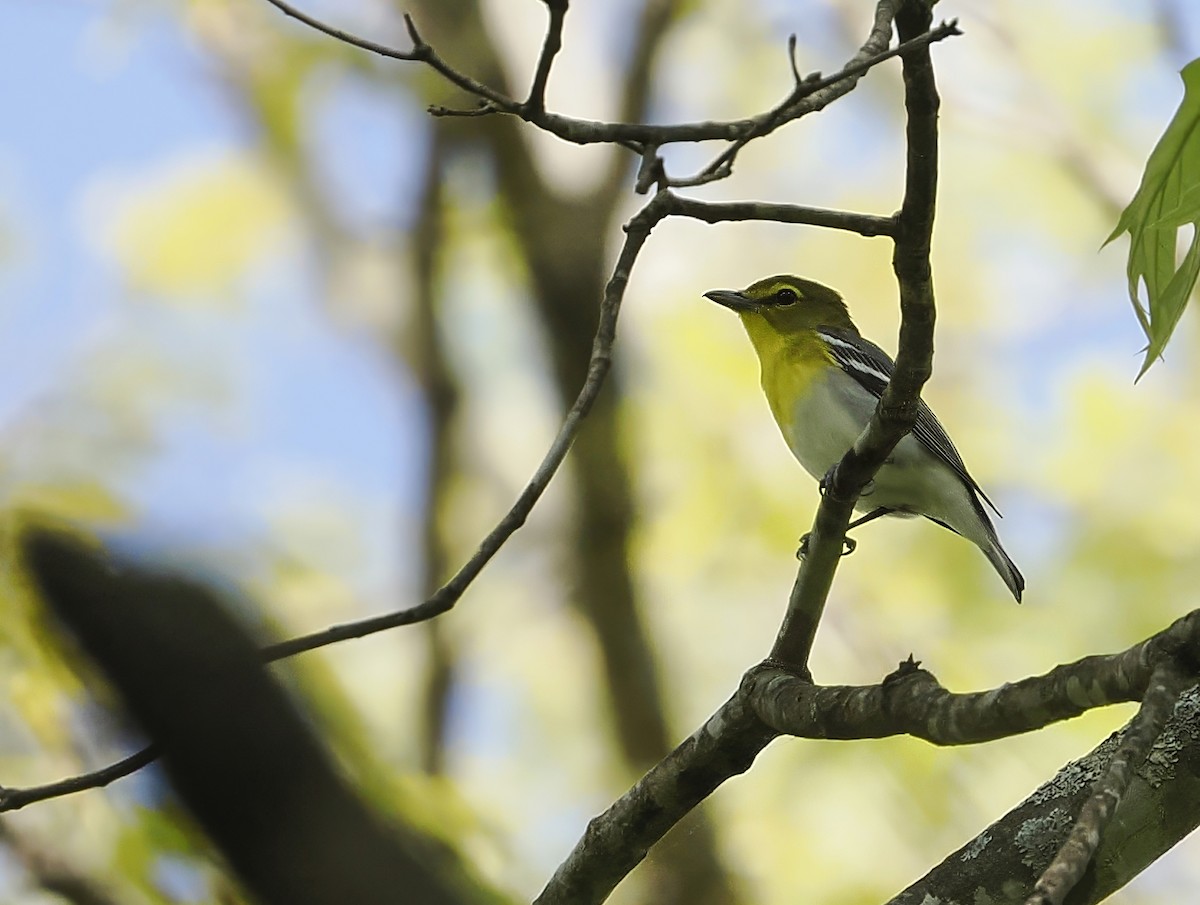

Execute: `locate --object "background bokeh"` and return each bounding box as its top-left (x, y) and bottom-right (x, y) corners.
top-left (3, 0), bottom-right (1200, 902)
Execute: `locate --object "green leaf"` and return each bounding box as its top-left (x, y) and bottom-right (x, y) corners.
top-left (1106, 57), bottom-right (1200, 379)
top-left (1149, 181), bottom-right (1200, 229)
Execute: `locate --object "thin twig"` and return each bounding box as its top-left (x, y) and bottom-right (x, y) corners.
top-left (693, 14), bottom-right (960, 182)
top-left (258, 0), bottom-right (957, 155)
top-left (786, 34), bottom-right (806, 87)
top-left (525, 0), bottom-right (569, 115)
top-left (1024, 659), bottom-right (1195, 905)
top-left (0, 747), bottom-right (158, 812)
top-left (665, 193), bottom-right (897, 238)
top-left (262, 0), bottom-right (515, 108)
top-left (260, 0), bottom-right (421, 62)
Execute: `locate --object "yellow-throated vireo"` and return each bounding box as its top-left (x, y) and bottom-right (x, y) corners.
top-left (705, 275), bottom-right (1023, 601)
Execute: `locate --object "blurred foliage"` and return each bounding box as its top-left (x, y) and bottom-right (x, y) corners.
top-left (105, 151), bottom-right (293, 300)
top-left (1107, 57), bottom-right (1200, 378)
top-left (3, 0), bottom-right (1200, 903)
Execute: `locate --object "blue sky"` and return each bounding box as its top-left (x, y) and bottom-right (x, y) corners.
top-left (1, 2), bottom-right (429, 596)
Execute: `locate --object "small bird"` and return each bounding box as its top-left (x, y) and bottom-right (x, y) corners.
top-left (704, 275), bottom-right (1023, 601)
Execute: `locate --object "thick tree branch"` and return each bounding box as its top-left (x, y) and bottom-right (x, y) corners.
top-left (889, 684), bottom-right (1200, 905)
top-left (537, 623), bottom-right (1200, 905)
top-left (534, 691), bottom-right (776, 905)
top-left (537, 608), bottom-right (1200, 905)
top-left (1025, 659), bottom-right (1196, 905)
top-left (751, 610), bottom-right (1200, 744)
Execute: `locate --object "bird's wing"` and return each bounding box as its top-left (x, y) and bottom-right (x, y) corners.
top-left (815, 327), bottom-right (1000, 515)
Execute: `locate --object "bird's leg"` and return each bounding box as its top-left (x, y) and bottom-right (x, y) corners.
top-left (796, 532), bottom-right (856, 559)
top-left (846, 507), bottom-right (893, 532)
top-left (795, 507), bottom-right (894, 560)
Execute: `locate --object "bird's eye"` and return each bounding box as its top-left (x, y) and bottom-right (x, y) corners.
top-left (775, 288), bottom-right (798, 305)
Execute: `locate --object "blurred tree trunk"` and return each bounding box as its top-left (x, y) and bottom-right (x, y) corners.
top-left (410, 129), bottom-right (460, 776)
top-left (408, 2), bottom-right (742, 902)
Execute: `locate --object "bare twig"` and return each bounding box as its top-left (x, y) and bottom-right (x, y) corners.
top-left (0, 747), bottom-right (158, 813)
top-left (258, 0), bottom-right (958, 158)
top-left (786, 34), bottom-right (806, 87)
top-left (692, 13), bottom-right (960, 182)
top-left (768, 0), bottom-right (943, 669)
top-left (665, 193), bottom-right (897, 238)
top-left (525, 0), bottom-right (569, 115)
top-left (1025, 658), bottom-right (1196, 905)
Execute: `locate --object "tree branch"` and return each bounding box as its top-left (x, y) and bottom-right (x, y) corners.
top-left (536, 607), bottom-right (1200, 905)
top-left (524, 0), bottom-right (568, 115)
top-left (1025, 659), bottom-right (1196, 905)
top-left (689, 12), bottom-right (960, 182)
top-left (534, 690), bottom-right (776, 905)
top-left (768, 0), bottom-right (942, 670)
top-left (259, 0), bottom-right (958, 163)
top-left (537, 3), bottom-right (950, 896)
top-left (888, 681), bottom-right (1200, 905)
top-left (750, 610), bottom-right (1200, 744)
top-left (664, 194), bottom-right (897, 238)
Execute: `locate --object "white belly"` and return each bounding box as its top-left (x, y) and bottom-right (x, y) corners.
top-left (779, 369), bottom-right (982, 539)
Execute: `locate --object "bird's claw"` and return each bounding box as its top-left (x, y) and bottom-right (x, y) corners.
top-left (818, 465), bottom-right (838, 497)
top-left (795, 533), bottom-right (857, 559)
top-left (818, 464), bottom-right (874, 499)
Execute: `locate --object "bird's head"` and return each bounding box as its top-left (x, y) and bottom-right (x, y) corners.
top-left (704, 275), bottom-right (856, 337)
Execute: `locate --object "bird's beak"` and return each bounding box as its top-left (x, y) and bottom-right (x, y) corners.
top-left (703, 289), bottom-right (759, 313)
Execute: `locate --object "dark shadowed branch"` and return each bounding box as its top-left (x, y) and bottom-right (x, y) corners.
top-left (22, 530), bottom-right (474, 905)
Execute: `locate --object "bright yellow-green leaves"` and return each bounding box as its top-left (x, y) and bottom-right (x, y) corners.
top-left (1107, 58), bottom-right (1200, 379)
top-left (105, 151), bottom-right (292, 300)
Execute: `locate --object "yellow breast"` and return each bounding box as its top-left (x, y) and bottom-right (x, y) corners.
top-left (740, 316), bottom-right (834, 433)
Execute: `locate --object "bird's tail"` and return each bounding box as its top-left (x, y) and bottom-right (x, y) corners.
top-left (937, 495), bottom-right (1024, 602)
top-left (980, 533), bottom-right (1024, 603)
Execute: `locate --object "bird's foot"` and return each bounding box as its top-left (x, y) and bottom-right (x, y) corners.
top-left (818, 465), bottom-right (838, 496)
top-left (818, 464), bottom-right (874, 498)
top-left (796, 533), bottom-right (857, 560)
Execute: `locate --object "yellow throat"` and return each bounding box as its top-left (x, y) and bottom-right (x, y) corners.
top-left (739, 315), bottom-right (835, 432)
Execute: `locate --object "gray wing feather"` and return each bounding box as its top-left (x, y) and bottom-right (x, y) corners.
top-left (816, 328), bottom-right (1000, 515)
